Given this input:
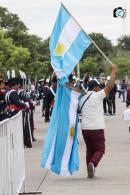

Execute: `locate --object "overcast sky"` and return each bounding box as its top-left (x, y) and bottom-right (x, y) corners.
top-left (0, 0), bottom-right (130, 44)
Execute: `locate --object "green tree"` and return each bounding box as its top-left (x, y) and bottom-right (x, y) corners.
top-left (0, 6), bottom-right (27, 31)
top-left (0, 6), bottom-right (51, 78)
top-left (0, 29), bottom-right (30, 74)
top-left (82, 33), bottom-right (113, 62)
top-left (113, 57), bottom-right (130, 78)
top-left (80, 57), bottom-right (99, 77)
top-left (117, 35), bottom-right (130, 50)
top-left (6, 47), bottom-right (30, 69)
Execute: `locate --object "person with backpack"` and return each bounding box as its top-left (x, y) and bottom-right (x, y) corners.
top-left (79, 64), bottom-right (117, 178)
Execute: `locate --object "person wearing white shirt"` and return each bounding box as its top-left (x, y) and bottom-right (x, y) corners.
top-left (123, 108), bottom-right (130, 132)
top-left (123, 85), bottom-right (130, 133)
top-left (79, 64), bottom-right (117, 178)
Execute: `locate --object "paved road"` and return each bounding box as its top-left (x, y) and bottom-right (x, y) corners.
top-left (23, 97), bottom-right (130, 195)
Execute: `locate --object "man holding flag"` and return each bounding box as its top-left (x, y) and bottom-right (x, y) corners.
top-left (79, 64), bottom-right (116, 178)
top-left (41, 3), bottom-right (117, 178)
top-left (41, 3), bottom-right (92, 176)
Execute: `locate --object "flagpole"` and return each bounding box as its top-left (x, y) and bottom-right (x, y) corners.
top-left (77, 63), bottom-right (80, 80)
top-left (61, 3), bottom-right (112, 65)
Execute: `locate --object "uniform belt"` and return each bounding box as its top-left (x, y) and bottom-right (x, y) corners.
top-left (7, 104), bottom-right (21, 111)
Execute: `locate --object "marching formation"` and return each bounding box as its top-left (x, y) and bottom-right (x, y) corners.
top-left (0, 71), bottom-right (61, 148)
top-left (0, 73), bottom-right (36, 148)
top-left (39, 72), bottom-right (130, 122)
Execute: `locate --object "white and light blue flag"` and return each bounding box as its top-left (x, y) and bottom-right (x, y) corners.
top-left (41, 4), bottom-right (92, 176)
top-left (41, 85), bottom-right (80, 176)
top-left (49, 4), bottom-right (92, 82)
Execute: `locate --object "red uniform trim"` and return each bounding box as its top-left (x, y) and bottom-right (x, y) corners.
top-left (7, 104), bottom-right (22, 111)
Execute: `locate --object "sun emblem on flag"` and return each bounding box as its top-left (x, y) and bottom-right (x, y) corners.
top-left (70, 127), bottom-right (75, 137)
top-left (55, 42), bottom-right (66, 56)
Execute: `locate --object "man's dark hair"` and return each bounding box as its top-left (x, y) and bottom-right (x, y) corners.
top-left (87, 80), bottom-right (100, 90)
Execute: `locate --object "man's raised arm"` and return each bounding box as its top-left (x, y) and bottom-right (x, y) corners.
top-left (104, 64), bottom-right (117, 96)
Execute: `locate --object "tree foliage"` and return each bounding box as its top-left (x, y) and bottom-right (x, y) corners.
top-left (82, 33), bottom-right (113, 62)
top-left (0, 6), bottom-right (130, 79)
top-left (113, 57), bottom-right (130, 78)
top-left (0, 6), bottom-right (51, 79)
top-left (117, 35), bottom-right (130, 50)
top-left (0, 29), bottom-right (30, 73)
top-left (0, 6), bottom-right (27, 31)
top-left (80, 57), bottom-right (99, 77)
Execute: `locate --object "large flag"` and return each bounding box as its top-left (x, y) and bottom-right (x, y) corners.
top-left (49, 4), bottom-right (92, 82)
top-left (41, 85), bottom-right (80, 175)
top-left (41, 4), bottom-right (92, 176)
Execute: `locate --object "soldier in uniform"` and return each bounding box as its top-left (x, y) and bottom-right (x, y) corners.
top-left (0, 76), bottom-right (7, 122)
top-left (45, 76), bottom-right (57, 122)
top-left (42, 79), bottom-right (50, 117)
top-left (5, 78), bottom-right (27, 117)
top-left (18, 78), bottom-right (36, 147)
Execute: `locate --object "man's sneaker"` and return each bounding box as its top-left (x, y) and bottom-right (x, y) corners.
top-left (88, 162), bottom-right (95, 178)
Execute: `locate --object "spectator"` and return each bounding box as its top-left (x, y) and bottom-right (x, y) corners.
top-left (126, 82), bottom-right (130, 107)
top-left (117, 81), bottom-right (121, 98)
top-left (121, 80), bottom-right (127, 102)
top-left (107, 82), bottom-right (117, 115)
top-left (83, 75), bottom-right (89, 90)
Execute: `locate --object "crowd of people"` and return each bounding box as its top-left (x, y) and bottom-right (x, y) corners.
top-left (0, 75), bottom-right (36, 148)
top-left (0, 73), bottom-right (59, 148)
top-left (1, 69), bottom-right (130, 178)
top-left (35, 72), bottom-right (130, 122)
top-left (35, 75), bottom-right (57, 122)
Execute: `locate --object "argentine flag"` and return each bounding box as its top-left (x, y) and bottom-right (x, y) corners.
top-left (50, 4), bottom-right (92, 81)
top-left (41, 4), bottom-right (92, 176)
top-left (41, 85), bottom-right (80, 176)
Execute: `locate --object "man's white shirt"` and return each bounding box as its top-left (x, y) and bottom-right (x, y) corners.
top-left (79, 90), bottom-right (106, 130)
